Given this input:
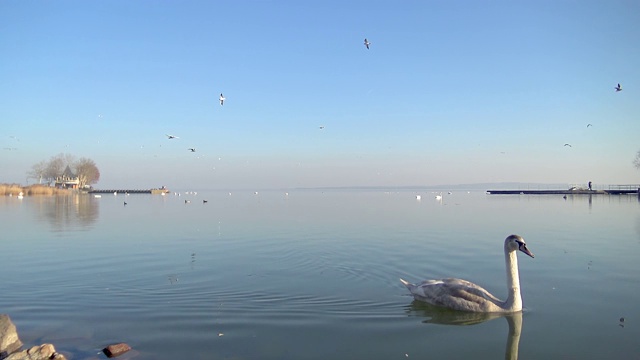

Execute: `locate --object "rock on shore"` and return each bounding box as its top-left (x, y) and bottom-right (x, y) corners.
top-left (0, 315), bottom-right (23, 356)
top-left (0, 314), bottom-right (66, 360)
top-left (4, 344), bottom-right (67, 360)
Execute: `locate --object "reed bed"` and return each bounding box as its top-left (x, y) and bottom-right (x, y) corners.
top-left (0, 184), bottom-right (72, 196)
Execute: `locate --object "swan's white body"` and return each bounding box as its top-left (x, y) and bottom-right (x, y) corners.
top-left (401, 234), bottom-right (534, 313)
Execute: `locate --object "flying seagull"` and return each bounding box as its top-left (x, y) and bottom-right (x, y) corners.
top-left (166, 134), bottom-right (179, 139)
top-left (188, 148), bottom-right (196, 152)
top-left (219, 93), bottom-right (225, 106)
top-left (364, 38), bottom-right (370, 49)
top-left (319, 125), bottom-right (325, 130)
top-left (587, 124), bottom-right (593, 128)
top-left (564, 143), bottom-right (572, 147)
top-left (615, 83), bottom-right (622, 92)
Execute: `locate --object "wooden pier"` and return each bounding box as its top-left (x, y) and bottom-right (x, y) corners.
top-left (88, 188), bottom-right (170, 195)
top-left (487, 185), bottom-right (639, 195)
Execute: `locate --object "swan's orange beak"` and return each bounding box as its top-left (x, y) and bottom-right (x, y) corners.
top-left (519, 244), bottom-right (534, 258)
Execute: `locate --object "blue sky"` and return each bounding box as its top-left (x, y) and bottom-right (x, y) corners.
top-left (1, 1), bottom-right (638, 190)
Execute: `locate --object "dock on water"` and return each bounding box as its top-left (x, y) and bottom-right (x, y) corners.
top-left (88, 188), bottom-right (170, 195)
top-left (486, 184), bottom-right (640, 195)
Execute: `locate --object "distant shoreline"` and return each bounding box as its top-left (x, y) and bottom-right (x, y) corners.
top-left (0, 183), bottom-right (73, 196)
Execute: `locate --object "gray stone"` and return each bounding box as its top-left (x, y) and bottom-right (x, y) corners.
top-left (0, 315), bottom-right (23, 356)
top-left (103, 343), bottom-right (131, 358)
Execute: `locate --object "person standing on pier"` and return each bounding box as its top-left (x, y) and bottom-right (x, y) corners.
top-left (588, 181), bottom-right (592, 191)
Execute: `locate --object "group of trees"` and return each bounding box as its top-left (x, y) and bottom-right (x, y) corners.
top-left (28, 153), bottom-right (100, 188)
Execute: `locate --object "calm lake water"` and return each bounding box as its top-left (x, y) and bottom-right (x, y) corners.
top-left (2, 190), bottom-right (640, 359)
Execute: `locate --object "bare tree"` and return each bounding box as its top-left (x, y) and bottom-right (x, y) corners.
top-left (44, 154), bottom-right (66, 184)
top-left (28, 153), bottom-right (81, 185)
top-left (28, 160), bottom-right (47, 184)
top-left (634, 150), bottom-right (640, 170)
top-left (74, 157), bottom-right (100, 188)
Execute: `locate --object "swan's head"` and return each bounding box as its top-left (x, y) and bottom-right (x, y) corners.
top-left (505, 234), bottom-right (534, 258)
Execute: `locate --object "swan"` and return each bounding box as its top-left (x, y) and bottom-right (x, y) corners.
top-left (400, 234), bottom-right (534, 313)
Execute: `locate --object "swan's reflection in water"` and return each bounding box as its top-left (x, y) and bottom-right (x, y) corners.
top-left (406, 300), bottom-right (523, 360)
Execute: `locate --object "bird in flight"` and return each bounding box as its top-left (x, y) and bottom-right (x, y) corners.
top-left (319, 126), bottom-right (325, 130)
top-left (219, 93), bottom-right (225, 105)
top-left (564, 143), bottom-right (572, 147)
top-left (615, 83), bottom-right (622, 92)
top-left (188, 148), bottom-right (196, 152)
top-left (166, 134), bottom-right (179, 139)
top-left (364, 38), bottom-right (370, 49)
top-left (586, 124), bottom-right (593, 128)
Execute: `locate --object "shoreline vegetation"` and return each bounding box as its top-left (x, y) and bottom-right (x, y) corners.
top-left (0, 183), bottom-right (73, 196)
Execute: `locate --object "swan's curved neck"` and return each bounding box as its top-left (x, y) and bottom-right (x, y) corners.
top-left (504, 250), bottom-right (522, 311)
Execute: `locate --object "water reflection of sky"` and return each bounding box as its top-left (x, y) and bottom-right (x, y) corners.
top-left (1, 190), bottom-right (639, 359)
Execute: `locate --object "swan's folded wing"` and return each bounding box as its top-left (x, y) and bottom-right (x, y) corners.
top-left (411, 278), bottom-right (503, 311)
top-left (441, 278), bottom-right (502, 302)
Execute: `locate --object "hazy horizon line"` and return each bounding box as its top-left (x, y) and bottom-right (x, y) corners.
top-left (166, 181), bottom-right (638, 192)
